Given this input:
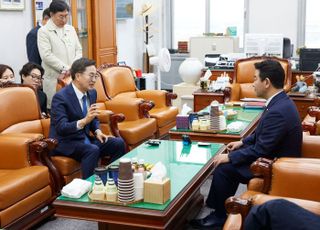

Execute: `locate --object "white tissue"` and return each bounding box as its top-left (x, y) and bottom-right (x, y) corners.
top-left (181, 103), bottom-right (192, 115)
top-left (148, 162), bottom-right (167, 182)
top-left (227, 121), bottom-right (244, 133)
top-left (200, 69), bottom-right (212, 81)
top-left (61, 178), bottom-right (92, 199)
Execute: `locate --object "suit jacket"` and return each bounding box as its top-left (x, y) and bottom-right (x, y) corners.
top-left (49, 84), bottom-right (99, 155)
top-left (229, 91), bottom-right (302, 177)
top-left (38, 19), bottom-right (82, 107)
top-left (26, 25), bottom-right (42, 65)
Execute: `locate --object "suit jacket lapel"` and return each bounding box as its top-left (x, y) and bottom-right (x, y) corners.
top-left (66, 84), bottom-right (83, 118)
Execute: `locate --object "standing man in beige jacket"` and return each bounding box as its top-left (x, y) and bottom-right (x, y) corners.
top-left (38, 0), bottom-right (82, 108)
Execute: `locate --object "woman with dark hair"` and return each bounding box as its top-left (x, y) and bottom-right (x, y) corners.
top-left (20, 62), bottom-right (48, 115)
top-left (0, 64), bottom-right (15, 84)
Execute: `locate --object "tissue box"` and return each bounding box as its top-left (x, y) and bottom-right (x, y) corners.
top-left (144, 178), bottom-right (170, 204)
top-left (176, 115), bottom-right (189, 129)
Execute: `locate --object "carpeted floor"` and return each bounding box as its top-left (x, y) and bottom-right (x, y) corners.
top-left (34, 178), bottom-right (246, 230)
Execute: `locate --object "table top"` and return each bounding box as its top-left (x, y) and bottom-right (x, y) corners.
top-left (171, 106), bottom-right (263, 136)
top-left (56, 140), bottom-right (225, 211)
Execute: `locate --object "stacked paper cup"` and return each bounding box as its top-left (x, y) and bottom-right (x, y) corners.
top-left (133, 172), bottom-right (144, 200)
top-left (118, 158), bottom-right (135, 202)
top-left (210, 104), bottom-right (220, 130)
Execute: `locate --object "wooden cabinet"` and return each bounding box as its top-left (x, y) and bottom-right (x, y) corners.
top-left (290, 96), bottom-right (316, 120)
top-left (193, 89), bottom-right (225, 112)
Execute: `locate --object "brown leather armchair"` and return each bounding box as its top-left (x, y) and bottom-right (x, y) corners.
top-left (0, 133), bottom-right (56, 229)
top-left (98, 65), bottom-right (178, 138)
top-left (224, 157), bottom-right (320, 230)
top-left (0, 84), bottom-right (123, 186)
top-left (228, 56), bottom-right (291, 102)
top-left (56, 73), bottom-right (157, 150)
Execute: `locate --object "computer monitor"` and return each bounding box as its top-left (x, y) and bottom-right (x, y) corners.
top-left (299, 48), bottom-right (320, 71)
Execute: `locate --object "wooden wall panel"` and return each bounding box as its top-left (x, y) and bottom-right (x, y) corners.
top-left (92, 0), bottom-right (117, 66)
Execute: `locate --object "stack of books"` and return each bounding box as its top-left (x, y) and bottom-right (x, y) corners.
top-left (241, 98), bottom-right (266, 109)
top-left (243, 101), bottom-right (266, 109)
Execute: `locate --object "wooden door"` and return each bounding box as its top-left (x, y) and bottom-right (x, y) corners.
top-left (91, 0), bottom-right (117, 66)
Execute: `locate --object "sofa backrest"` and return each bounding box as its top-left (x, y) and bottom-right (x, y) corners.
top-left (99, 66), bottom-right (137, 99)
top-left (0, 86), bottom-right (43, 134)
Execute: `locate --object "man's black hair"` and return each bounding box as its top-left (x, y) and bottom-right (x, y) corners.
top-left (254, 59), bottom-right (285, 89)
top-left (70, 58), bottom-right (96, 80)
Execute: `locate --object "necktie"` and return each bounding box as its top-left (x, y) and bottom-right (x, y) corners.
top-left (81, 95), bottom-right (90, 144)
top-left (82, 95), bottom-right (88, 117)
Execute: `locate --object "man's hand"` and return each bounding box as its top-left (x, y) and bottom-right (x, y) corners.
top-left (79, 104), bottom-right (100, 127)
top-left (95, 129), bottom-right (109, 143)
top-left (213, 154), bottom-right (229, 168)
top-left (227, 141), bottom-right (243, 152)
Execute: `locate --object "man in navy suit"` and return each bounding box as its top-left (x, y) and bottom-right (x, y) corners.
top-left (26, 8), bottom-right (50, 65)
top-left (49, 58), bottom-right (126, 179)
top-left (191, 60), bottom-right (302, 228)
top-left (244, 199), bottom-right (320, 230)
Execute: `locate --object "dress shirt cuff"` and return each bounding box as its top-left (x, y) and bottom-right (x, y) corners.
top-left (95, 129), bottom-right (102, 135)
top-left (76, 120), bottom-right (84, 130)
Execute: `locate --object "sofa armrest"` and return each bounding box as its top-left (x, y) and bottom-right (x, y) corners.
top-left (249, 157), bottom-right (274, 193)
top-left (0, 134), bottom-right (47, 169)
top-left (105, 98), bottom-right (153, 120)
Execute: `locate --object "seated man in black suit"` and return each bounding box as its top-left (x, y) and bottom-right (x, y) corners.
top-left (191, 60), bottom-right (303, 228)
top-left (244, 199), bottom-right (320, 230)
top-left (49, 57), bottom-right (126, 179)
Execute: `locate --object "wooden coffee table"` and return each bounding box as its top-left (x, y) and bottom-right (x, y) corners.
top-left (53, 140), bottom-right (226, 229)
top-left (169, 106), bottom-right (263, 144)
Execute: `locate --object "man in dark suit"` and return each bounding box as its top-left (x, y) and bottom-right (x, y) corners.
top-left (244, 199), bottom-right (320, 230)
top-left (191, 59), bottom-right (302, 228)
top-left (49, 58), bottom-right (126, 179)
top-left (26, 8), bottom-right (50, 65)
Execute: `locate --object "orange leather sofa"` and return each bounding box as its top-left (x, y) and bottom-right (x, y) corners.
top-left (223, 134), bottom-right (320, 230)
top-left (0, 133), bottom-right (56, 229)
top-left (98, 65), bottom-right (178, 138)
top-left (228, 56), bottom-right (291, 102)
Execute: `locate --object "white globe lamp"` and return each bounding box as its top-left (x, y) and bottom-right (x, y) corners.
top-left (178, 58), bottom-right (203, 85)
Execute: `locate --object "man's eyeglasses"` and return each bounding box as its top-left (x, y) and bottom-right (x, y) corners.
top-left (29, 74), bottom-right (43, 81)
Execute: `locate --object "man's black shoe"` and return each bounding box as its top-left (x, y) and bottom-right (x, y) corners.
top-left (190, 212), bottom-right (225, 229)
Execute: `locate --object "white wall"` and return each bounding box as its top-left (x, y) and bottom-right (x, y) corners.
top-left (248, 0), bottom-right (299, 52)
top-left (116, 0), bottom-right (163, 70)
top-left (0, 1), bottom-right (33, 80)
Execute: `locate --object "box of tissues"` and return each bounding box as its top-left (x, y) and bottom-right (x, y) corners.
top-left (143, 162), bottom-right (170, 204)
top-left (176, 103), bottom-right (192, 129)
top-left (144, 178), bottom-right (170, 204)
top-left (176, 115), bottom-right (189, 129)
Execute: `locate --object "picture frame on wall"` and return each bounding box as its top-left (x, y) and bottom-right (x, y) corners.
top-left (0, 0), bottom-right (25, 10)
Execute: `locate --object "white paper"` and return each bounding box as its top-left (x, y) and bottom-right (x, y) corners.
top-left (61, 178), bottom-right (92, 199)
top-left (148, 162), bottom-right (167, 182)
top-left (240, 98), bottom-right (266, 102)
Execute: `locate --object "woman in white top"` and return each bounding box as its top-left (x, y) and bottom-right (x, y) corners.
top-left (38, 0), bottom-right (82, 108)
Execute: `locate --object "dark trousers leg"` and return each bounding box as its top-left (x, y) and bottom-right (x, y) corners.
top-left (94, 137), bottom-right (126, 162)
top-left (206, 163), bottom-right (250, 217)
top-left (72, 143), bottom-right (101, 179)
top-left (244, 199), bottom-right (320, 230)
